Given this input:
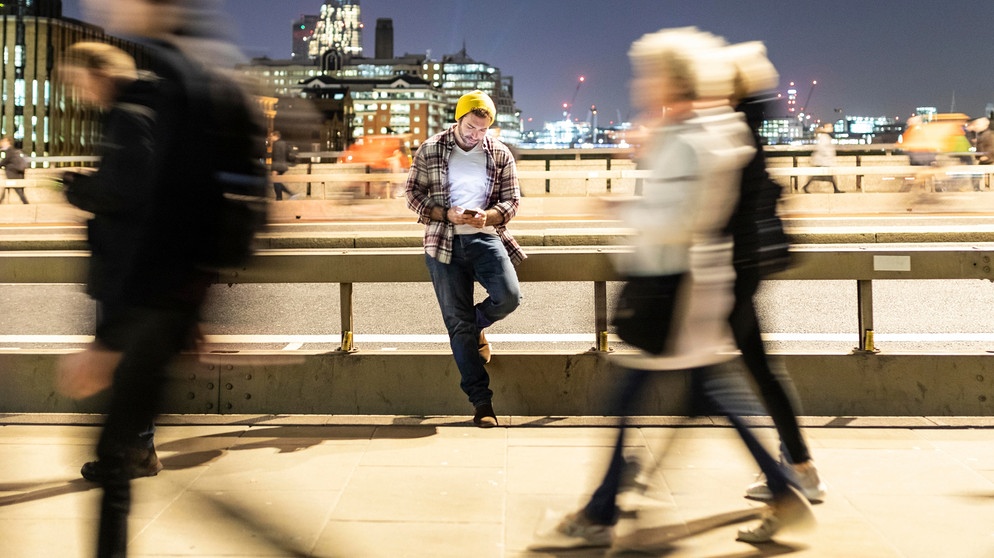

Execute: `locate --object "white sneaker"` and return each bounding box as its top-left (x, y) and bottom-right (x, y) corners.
top-left (744, 462), bottom-right (826, 503)
top-left (530, 510), bottom-right (613, 550)
top-left (737, 485), bottom-right (816, 543)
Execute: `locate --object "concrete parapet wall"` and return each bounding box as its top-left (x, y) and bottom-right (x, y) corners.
top-left (3, 351), bottom-right (994, 417)
top-left (516, 159), bottom-right (638, 197)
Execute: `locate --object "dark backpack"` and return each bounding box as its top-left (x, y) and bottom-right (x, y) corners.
top-left (730, 95), bottom-right (792, 277)
top-left (149, 44), bottom-right (269, 270)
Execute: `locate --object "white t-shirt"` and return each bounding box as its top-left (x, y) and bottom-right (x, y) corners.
top-left (448, 142), bottom-right (496, 235)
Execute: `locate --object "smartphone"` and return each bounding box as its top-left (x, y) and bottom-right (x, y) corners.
top-left (463, 209), bottom-right (480, 216)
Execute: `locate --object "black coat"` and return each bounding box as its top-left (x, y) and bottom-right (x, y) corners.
top-left (726, 94), bottom-right (791, 276)
top-left (65, 76), bottom-right (210, 308)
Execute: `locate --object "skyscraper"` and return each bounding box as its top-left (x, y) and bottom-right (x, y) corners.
top-left (310, 0), bottom-right (362, 60)
top-left (292, 15), bottom-right (318, 62)
top-left (0, 0), bottom-right (63, 17)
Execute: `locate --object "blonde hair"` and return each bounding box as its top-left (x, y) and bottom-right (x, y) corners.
top-left (628, 27), bottom-right (734, 101)
top-left (727, 41), bottom-right (779, 100)
top-left (62, 42), bottom-right (138, 81)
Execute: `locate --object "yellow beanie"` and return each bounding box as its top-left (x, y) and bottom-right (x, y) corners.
top-left (455, 90), bottom-right (496, 125)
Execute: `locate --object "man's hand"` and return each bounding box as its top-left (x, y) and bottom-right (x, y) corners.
top-left (447, 206), bottom-right (487, 228)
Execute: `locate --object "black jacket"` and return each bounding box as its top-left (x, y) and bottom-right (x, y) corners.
top-left (65, 74), bottom-right (210, 308)
top-left (0, 146), bottom-right (26, 179)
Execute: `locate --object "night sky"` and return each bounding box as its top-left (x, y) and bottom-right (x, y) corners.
top-left (63, 0), bottom-right (994, 130)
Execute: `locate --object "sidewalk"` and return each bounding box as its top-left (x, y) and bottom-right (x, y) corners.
top-left (2, 414), bottom-right (994, 557)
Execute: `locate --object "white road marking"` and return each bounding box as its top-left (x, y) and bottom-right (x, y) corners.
top-left (5, 332), bottom-right (994, 346)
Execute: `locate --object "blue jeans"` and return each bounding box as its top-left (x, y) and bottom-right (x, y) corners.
top-left (583, 364), bottom-right (793, 526)
top-left (425, 233), bottom-right (521, 407)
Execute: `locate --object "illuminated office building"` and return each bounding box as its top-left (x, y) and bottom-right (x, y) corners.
top-left (0, 1), bottom-right (155, 158)
top-left (240, 19), bottom-right (522, 145)
top-left (310, 0), bottom-right (363, 60)
top-left (431, 46), bottom-right (520, 143)
top-left (291, 15), bottom-right (318, 62)
top-left (832, 116), bottom-right (902, 144)
top-left (301, 73), bottom-right (447, 148)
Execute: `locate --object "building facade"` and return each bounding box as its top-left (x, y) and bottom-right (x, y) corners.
top-left (0, 2), bottom-right (158, 159)
top-left (310, 0), bottom-right (362, 60)
top-left (291, 15), bottom-right (318, 63)
top-left (429, 46), bottom-right (520, 143)
top-left (301, 73), bottom-right (447, 148)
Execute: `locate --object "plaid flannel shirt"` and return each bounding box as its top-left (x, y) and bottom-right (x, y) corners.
top-left (405, 126), bottom-right (525, 265)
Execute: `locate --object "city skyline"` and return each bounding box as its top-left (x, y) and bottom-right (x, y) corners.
top-left (63, 0), bottom-right (994, 129)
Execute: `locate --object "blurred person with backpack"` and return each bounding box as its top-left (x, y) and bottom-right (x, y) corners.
top-left (0, 137), bottom-right (28, 203)
top-left (59, 1), bottom-right (266, 555)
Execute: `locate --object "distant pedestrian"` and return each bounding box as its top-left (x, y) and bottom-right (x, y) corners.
top-left (969, 117), bottom-right (994, 164)
top-left (269, 130), bottom-right (300, 200)
top-left (405, 90), bottom-right (524, 428)
top-left (0, 137), bottom-right (28, 204)
top-left (967, 117), bottom-right (992, 190)
top-left (801, 124), bottom-right (841, 193)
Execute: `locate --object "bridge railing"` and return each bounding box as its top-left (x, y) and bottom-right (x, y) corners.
top-left (4, 243), bottom-right (993, 354)
top-left (7, 164), bottom-right (994, 206)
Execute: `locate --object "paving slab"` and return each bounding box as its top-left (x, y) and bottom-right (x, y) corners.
top-left (2, 414), bottom-right (994, 557)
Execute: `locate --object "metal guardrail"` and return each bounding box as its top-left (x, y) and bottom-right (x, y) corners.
top-left (4, 243), bottom-right (994, 353)
top-left (5, 159), bottom-right (994, 202)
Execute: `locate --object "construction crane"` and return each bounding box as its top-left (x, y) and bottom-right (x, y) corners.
top-left (565, 75), bottom-right (585, 120)
top-left (800, 80), bottom-right (818, 117)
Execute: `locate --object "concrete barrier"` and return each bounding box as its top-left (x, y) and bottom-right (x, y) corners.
top-left (4, 351), bottom-right (994, 417)
top-left (4, 244), bottom-right (994, 416)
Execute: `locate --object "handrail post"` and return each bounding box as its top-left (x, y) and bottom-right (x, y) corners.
top-left (306, 160), bottom-right (313, 196)
top-left (339, 282), bottom-right (355, 352)
top-left (791, 155), bottom-right (799, 192)
top-left (856, 279), bottom-right (875, 352)
top-left (545, 159), bottom-right (551, 194)
top-left (855, 155), bottom-right (863, 192)
top-left (605, 157), bottom-right (612, 193)
top-left (594, 281), bottom-right (609, 352)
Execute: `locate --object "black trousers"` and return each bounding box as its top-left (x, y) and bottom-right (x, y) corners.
top-left (729, 264), bottom-right (811, 464)
top-left (94, 303), bottom-right (200, 558)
